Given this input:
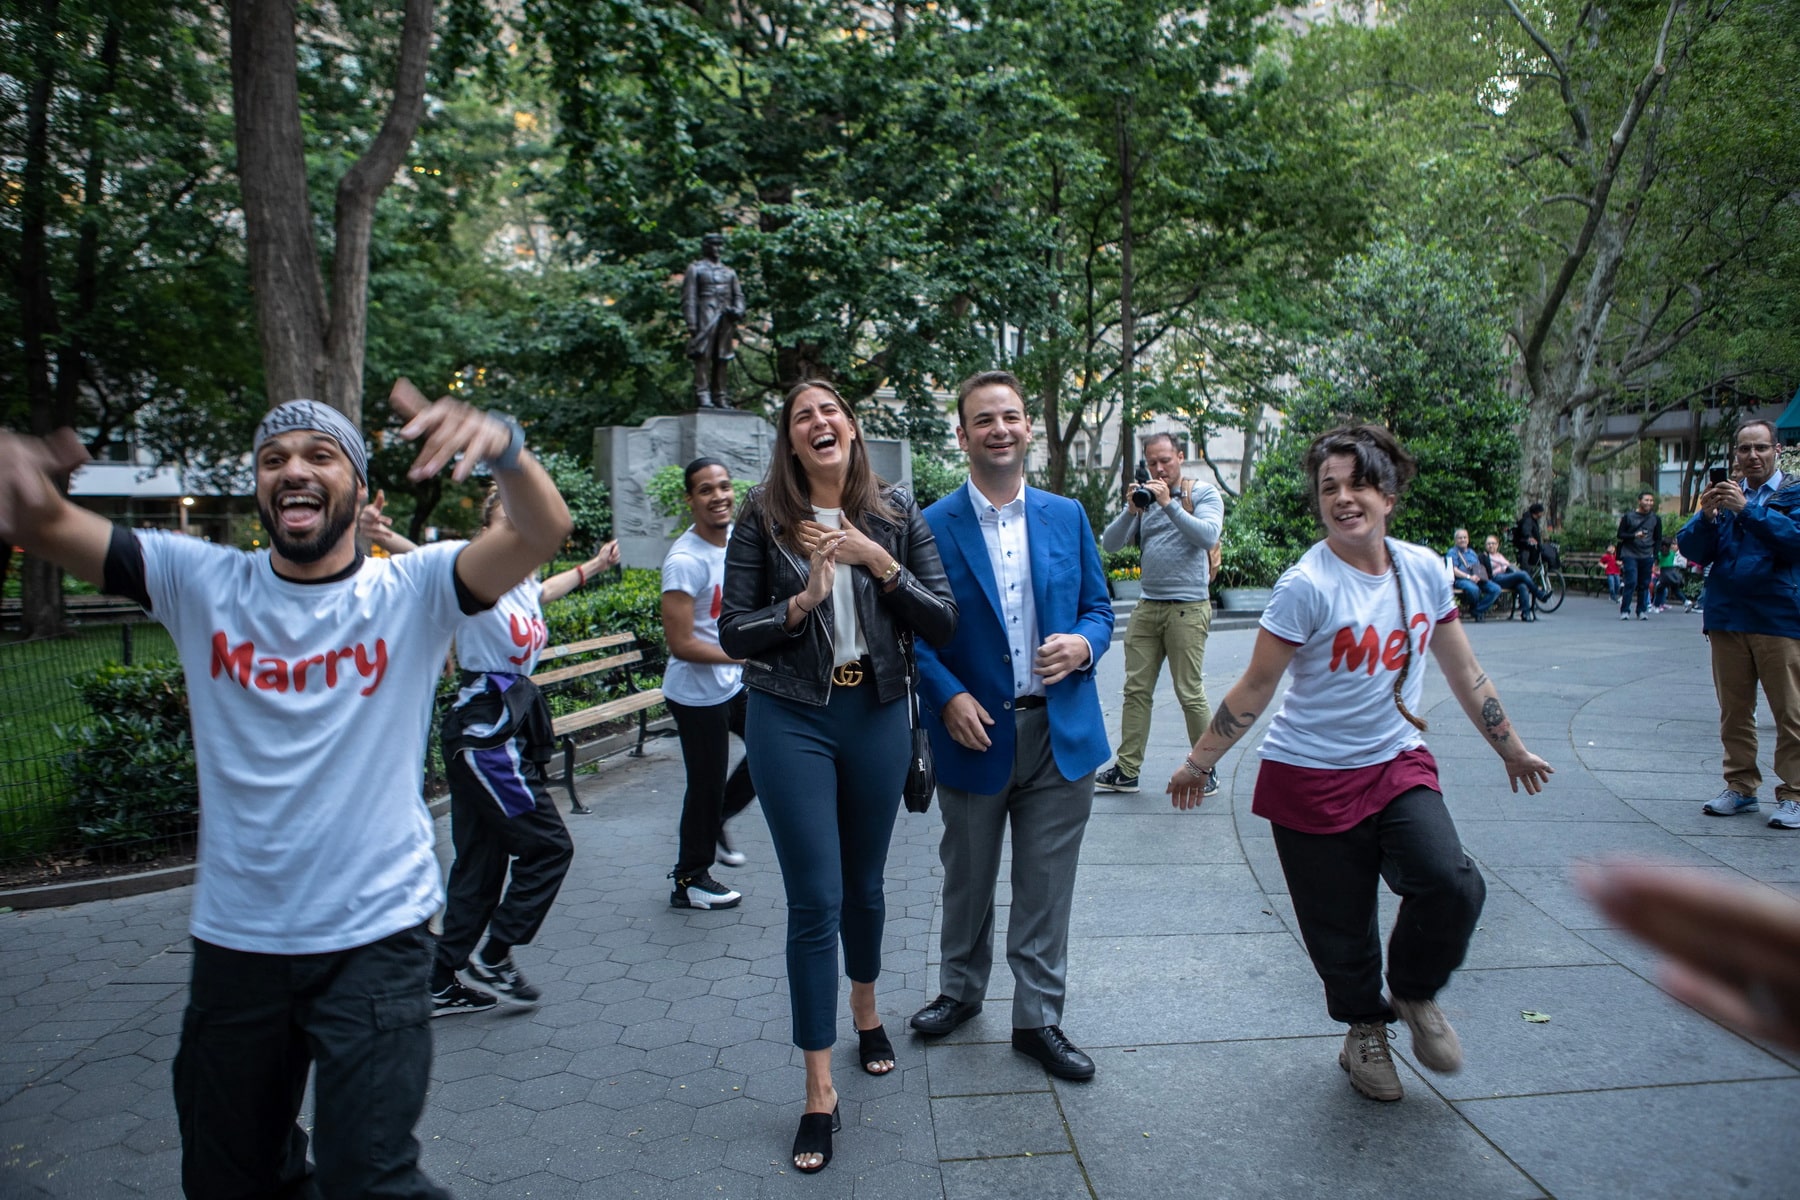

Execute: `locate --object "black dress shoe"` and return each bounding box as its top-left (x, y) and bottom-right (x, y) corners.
top-left (909, 994), bottom-right (982, 1036)
top-left (1012, 1025), bottom-right (1096, 1081)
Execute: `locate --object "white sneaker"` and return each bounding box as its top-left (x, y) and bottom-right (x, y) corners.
top-left (1769, 799), bottom-right (1800, 830)
top-left (716, 840), bottom-right (747, 868)
top-left (671, 871), bottom-right (742, 910)
top-left (1620, 612), bottom-right (1631, 621)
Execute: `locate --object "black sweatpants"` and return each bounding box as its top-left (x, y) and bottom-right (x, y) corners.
top-left (173, 924), bottom-right (451, 1200)
top-left (669, 689), bottom-right (756, 879)
top-left (1272, 786), bottom-right (1485, 1025)
top-left (435, 677), bottom-right (573, 979)
top-left (435, 748), bottom-right (573, 978)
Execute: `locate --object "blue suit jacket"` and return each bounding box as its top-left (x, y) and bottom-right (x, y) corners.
top-left (915, 483), bottom-right (1115, 796)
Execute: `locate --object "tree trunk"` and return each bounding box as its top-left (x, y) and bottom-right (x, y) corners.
top-left (321, 0), bottom-right (433, 424)
top-left (1239, 402), bottom-right (1263, 493)
top-left (230, 0), bottom-right (327, 409)
top-left (1519, 387), bottom-right (1558, 519)
top-left (17, 0), bottom-right (68, 639)
top-left (229, 0), bottom-right (433, 424)
top-left (1114, 100), bottom-right (1137, 497)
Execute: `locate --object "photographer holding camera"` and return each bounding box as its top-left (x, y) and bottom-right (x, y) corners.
top-left (1097, 432), bottom-right (1225, 793)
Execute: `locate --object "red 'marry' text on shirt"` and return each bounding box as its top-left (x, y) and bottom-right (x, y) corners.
top-left (1328, 613), bottom-right (1431, 676)
top-left (210, 632), bottom-right (390, 696)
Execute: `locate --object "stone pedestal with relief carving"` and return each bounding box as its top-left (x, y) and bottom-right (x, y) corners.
top-left (596, 408), bottom-right (915, 571)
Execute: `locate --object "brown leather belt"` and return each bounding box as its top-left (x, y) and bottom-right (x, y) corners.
top-left (832, 656), bottom-right (874, 687)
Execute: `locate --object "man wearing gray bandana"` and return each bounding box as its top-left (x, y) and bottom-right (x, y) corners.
top-left (0, 383), bottom-right (570, 1199)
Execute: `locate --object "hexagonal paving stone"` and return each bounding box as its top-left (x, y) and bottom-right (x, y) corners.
top-left (495, 1047), bottom-right (575, 1082)
top-left (433, 1045), bottom-right (506, 1083)
top-left (665, 994), bottom-right (737, 1024)
top-left (581, 978), bottom-right (650, 1007)
top-left (506, 1072), bottom-right (597, 1113)
top-left (449, 1101), bottom-right (536, 1145)
top-left (477, 1017), bottom-right (557, 1055)
top-left (587, 1069), bottom-right (670, 1111)
top-left (564, 1044), bottom-right (649, 1081)
top-left (603, 1097), bottom-right (697, 1142)
top-left (618, 1018), bottom-right (694, 1051)
top-left (460, 1134), bottom-right (559, 1184)
top-left (664, 1067), bottom-right (749, 1108)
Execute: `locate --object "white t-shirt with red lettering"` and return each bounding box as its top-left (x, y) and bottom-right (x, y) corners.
top-left (659, 527), bottom-right (742, 707)
top-left (1257, 539), bottom-right (1457, 771)
top-left (456, 576), bottom-right (548, 675)
top-left (135, 531), bottom-right (466, 955)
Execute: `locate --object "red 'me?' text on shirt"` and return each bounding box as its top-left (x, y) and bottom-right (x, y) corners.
top-left (1328, 613), bottom-right (1431, 676)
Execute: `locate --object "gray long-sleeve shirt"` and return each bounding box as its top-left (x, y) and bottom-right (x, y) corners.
top-left (1101, 480), bottom-right (1224, 601)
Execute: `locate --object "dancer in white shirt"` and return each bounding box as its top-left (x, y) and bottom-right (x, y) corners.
top-left (0, 382), bottom-right (571, 1198)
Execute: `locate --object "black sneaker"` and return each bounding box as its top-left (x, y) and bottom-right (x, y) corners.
top-left (467, 954), bottom-right (541, 1005)
top-left (671, 871), bottom-right (742, 910)
top-left (431, 980), bottom-right (498, 1018)
top-left (1095, 765), bottom-right (1140, 793)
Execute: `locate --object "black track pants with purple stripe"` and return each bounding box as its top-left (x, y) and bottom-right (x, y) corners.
top-left (435, 677), bottom-right (573, 977)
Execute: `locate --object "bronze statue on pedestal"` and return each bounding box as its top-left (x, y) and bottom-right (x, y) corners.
top-left (681, 234), bottom-right (746, 409)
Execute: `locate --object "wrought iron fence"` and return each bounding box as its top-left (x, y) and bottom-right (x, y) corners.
top-left (0, 621), bottom-right (187, 869)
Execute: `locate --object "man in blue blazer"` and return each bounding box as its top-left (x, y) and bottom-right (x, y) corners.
top-left (907, 371), bottom-right (1115, 1080)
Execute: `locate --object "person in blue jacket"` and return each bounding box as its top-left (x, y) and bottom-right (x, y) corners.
top-left (908, 370), bottom-right (1116, 1083)
top-left (1678, 418), bottom-right (1800, 829)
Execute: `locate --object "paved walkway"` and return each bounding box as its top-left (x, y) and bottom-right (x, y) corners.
top-left (3, 593), bottom-right (1798, 1199)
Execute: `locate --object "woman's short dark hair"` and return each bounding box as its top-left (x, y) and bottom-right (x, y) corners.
top-left (1527, 502), bottom-right (1545, 516)
top-left (1300, 424), bottom-right (1417, 520)
top-left (684, 457), bottom-right (726, 493)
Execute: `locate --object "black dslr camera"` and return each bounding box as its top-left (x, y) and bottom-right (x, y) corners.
top-left (1130, 460), bottom-right (1154, 510)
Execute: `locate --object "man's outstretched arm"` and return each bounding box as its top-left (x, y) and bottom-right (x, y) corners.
top-left (388, 379), bottom-right (572, 607)
top-left (0, 429), bottom-right (113, 589)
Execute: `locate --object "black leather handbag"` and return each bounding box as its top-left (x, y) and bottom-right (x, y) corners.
top-left (902, 641), bottom-right (935, 813)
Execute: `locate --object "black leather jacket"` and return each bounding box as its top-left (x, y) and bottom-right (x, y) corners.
top-left (719, 485), bottom-right (957, 706)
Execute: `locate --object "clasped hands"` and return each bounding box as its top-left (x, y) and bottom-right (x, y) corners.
top-left (940, 634), bottom-right (1090, 751)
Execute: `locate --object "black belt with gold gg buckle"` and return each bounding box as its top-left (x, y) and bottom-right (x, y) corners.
top-left (832, 656), bottom-right (871, 687)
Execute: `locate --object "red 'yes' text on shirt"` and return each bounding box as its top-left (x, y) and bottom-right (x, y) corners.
top-left (508, 612), bottom-right (548, 666)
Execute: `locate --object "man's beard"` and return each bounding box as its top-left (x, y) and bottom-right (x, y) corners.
top-left (258, 491), bottom-right (358, 564)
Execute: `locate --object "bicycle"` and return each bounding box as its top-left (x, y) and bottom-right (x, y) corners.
top-left (1529, 556), bottom-right (1566, 613)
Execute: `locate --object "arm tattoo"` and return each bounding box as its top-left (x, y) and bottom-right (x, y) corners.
top-left (1471, 672), bottom-right (1489, 690)
top-left (1208, 706), bottom-right (1258, 742)
top-left (1480, 696), bottom-right (1512, 744)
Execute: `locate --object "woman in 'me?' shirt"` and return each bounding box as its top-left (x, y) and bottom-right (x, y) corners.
top-left (1165, 424), bottom-right (1553, 1104)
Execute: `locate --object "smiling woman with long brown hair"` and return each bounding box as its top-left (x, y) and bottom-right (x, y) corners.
top-left (719, 380), bottom-right (957, 1174)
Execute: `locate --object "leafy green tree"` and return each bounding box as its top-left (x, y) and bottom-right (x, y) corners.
top-left (1299, 0), bottom-right (1800, 510)
top-left (2, 0), bottom-right (257, 636)
top-left (1237, 238), bottom-right (1522, 558)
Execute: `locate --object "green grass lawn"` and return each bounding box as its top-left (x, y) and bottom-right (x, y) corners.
top-left (0, 623), bottom-right (177, 857)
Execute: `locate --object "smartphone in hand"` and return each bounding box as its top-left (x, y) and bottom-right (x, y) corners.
top-left (1709, 466), bottom-right (1730, 486)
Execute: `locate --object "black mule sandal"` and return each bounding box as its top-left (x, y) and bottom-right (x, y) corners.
top-left (792, 1102), bottom-right (841, 1173)
top-left (858, 1023), bottom-right (896, 1075)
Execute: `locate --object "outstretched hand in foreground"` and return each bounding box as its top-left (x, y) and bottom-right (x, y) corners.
top-left (1580, 859), bottom-right (1800, 1052)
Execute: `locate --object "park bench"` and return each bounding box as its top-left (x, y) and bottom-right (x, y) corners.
top-left (529, 631), bottom-right (665, 815)
top-left (1559, 551), bottom-right (1609, 596)
top-left (2, 593), bottom-right (146, 630)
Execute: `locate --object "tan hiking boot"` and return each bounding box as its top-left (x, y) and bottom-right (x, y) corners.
top-left (1339, 1021), bottom-right (1402, 1101)
top-left (1391, 996), bottom-right (1463, 1074)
